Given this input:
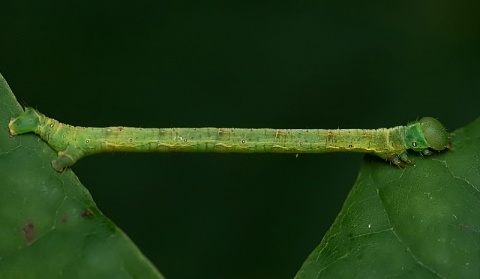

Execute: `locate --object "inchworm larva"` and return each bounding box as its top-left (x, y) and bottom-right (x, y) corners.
top-left (9, 108), bottom-right (450, 172)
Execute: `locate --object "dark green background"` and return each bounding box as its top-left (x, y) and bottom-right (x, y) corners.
top-left (1, 2), bottom-right (479, 278)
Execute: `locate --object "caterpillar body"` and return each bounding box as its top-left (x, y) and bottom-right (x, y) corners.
top-left (8, 108), bottom-right (450, 172)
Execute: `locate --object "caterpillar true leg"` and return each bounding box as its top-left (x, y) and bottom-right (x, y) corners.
top-left (421, 149), bottom-right (434, 156)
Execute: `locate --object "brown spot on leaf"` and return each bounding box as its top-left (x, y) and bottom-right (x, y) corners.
top-left (61, 215), bottom-right (68, 223)
top-left (23, 223), bottom-right (35, 244)
top-left (81, 210), bottom-right (93, 218)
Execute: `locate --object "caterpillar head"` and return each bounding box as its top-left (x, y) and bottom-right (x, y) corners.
top-left (419, 117), bottom-right (450, 151)
top-left (8, 107), bottom-right (41, 136)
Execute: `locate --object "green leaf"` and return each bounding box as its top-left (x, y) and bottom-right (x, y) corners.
top-left (295, 118), bottom-right (480, 278)
top-left (0, 74), bottom-right (164, 278)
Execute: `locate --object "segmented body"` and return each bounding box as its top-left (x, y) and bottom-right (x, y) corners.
top-left (8, 108), bottom-right (450, 171)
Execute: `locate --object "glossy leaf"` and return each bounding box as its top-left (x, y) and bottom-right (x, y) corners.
top-left (296, 117), bottom-right (480, 278)
top-left (0, 73), bottom-right (164, 279)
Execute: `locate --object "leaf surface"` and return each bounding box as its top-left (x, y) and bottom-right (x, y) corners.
top-left (295, 117), bottom-right (480, 278)
top-left (0, 73), bottom-right (164, 279)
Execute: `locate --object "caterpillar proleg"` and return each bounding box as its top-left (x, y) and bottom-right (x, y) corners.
top-left (9, 108), bottom-right (450, 172)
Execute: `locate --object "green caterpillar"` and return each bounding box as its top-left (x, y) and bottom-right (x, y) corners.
top-left (8, 107), bottom-right (450, 172)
